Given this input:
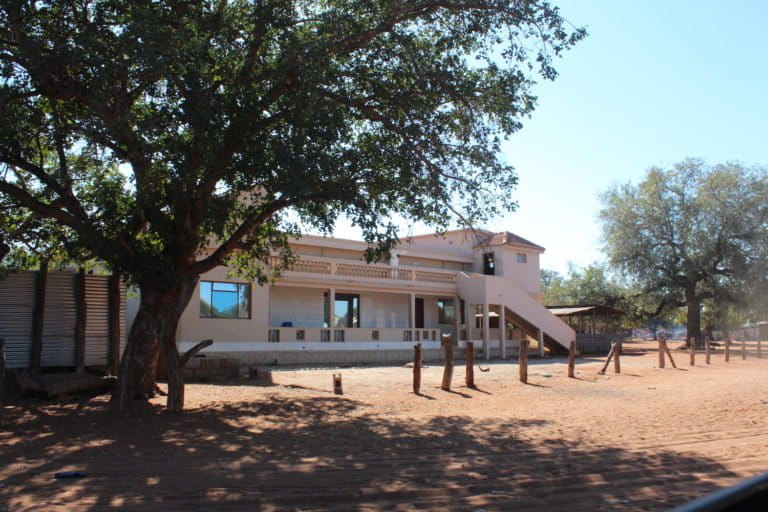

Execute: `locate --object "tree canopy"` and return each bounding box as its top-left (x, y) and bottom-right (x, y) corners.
top-left (599, 159), bottom-right (768, 344)
top-left (1, 1), bottom-right (584, 413)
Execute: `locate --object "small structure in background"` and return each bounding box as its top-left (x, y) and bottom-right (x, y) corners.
top-left (546, 304), bottom-right (626, 354)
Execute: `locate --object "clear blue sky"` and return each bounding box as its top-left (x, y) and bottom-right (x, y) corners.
top-left (334, 0), bottom-right (768, 273)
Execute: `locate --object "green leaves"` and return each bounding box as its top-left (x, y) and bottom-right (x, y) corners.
top-left (0, 0), bottom-right (584, 289)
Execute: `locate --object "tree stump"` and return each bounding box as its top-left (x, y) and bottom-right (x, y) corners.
top-left (333, 374), bottom-right (343, 395)
top-left (519, 339), bottom-right (529, 383)
top-left (705, 337), bottom-right (711, 365)
top-left (689, 337), bottom-right (695, 366)
top-left (413, 343), bottom-right (422, 394)
top-left (465, 341), bottom-right (475, 388)
top-left (567, 340), bottom-right (576, 378)
top-left (441, 338), bottom-right (453, 391)
top-left (658, 336), bottom-right (665, 369)
top-left (613, 340), bottom-right (621, 374)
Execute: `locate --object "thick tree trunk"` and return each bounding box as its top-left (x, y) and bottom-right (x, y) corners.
top-left (109, 278), bottom-right (197, 415)
top-left (685, 285), bottom-right (701, 348)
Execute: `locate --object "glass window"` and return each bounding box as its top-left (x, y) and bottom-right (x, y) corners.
top-left (200, 281), bottom-right (251, 319)
top-left (437, 299), bottom-right (456, 324)
top-left (516, 253), bottom-right (527, 263)
top-left (334, 293), bottom-right (360, 328)
top-left (483, 252), bottom-right (495, 275)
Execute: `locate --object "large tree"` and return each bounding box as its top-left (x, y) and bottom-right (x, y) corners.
top-left (600, 159), bottom-right (768, 346)
top-left (0, 1), bottom-right (584, 413)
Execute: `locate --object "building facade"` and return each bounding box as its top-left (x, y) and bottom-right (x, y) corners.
top-left (171, 229), bottom-right (575, 365)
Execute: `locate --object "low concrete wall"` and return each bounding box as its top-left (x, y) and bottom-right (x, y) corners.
top-left (200, 348), bottom-right (447, 367)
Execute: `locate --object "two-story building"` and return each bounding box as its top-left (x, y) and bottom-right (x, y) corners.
top-left (173, 228), bottom-right (575, 365)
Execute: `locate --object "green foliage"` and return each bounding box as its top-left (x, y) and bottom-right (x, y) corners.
top-left (599, 159), bottom-right (768, 337)
top-left (0, 1), bottom-right (584, 293)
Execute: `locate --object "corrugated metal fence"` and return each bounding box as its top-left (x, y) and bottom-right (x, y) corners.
top-left (0, 270), bottom-right (125, 369)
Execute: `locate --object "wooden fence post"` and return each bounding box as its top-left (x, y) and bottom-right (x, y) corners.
top-left (725, 337), bottom-right (730, 363)
top-left (465, 341), bottom-right (475, 388)
top-left (658, 335), bottom-right (665, 369)
top-left (108, 272), bottom-right (121, 375)
top-left (705, 337), bottom-right (711, 365)
top-left (689, 337), bottom-right (695, 366)
top-left (333, 374), bottom-right (343, 395)
top-left (599, 341), bottom-right (617, 375)
top-left (614, 340), bottom-right (621, 374)
top-left (519, 339), bottom-right (529, 383)
top-left (441, 337), bottom-right (453, 391)
top-left (758, 340), bottom-right (763, 359)
top-left (663, 339), bottom-right (677, 369)
top-left (742, 339), bottom-right (746, 360)
top-left (30, 260), bottom-right (49, 376)
top-left (567, 340), bottom-right (576, 378)
top-left (413, 343), bottom-right (422, 395)
top-left (74, 268), bottom-right (87, 373)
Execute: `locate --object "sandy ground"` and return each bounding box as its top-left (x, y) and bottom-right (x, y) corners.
top-left (2, 339), bottom-right (768, 511)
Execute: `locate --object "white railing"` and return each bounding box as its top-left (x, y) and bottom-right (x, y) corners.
top-left (267, 327), bottom-right (444, 344)
top-left (270, 255), bottom-right (457, 285)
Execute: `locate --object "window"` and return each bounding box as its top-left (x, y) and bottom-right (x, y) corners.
top-left (334, 293), bottom-right (360, 328)
top-left (200, 281), bottom-right (250, 319)
top-left (437, 298), bottom-right (456, 324)
top-left (516, 253), bottom-right (528, 263)
top-left (483, 252), bottom-right (495, 275)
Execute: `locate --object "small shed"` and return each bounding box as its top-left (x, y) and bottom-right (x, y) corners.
top-left (547, 304), bottom-right (626, 354)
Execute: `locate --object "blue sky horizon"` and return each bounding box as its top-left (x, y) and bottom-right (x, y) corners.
top-left (329, 0), bottom-right (768, 274)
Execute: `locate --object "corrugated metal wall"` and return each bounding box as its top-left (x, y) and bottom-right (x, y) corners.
top-left (0, 270), bottom-right (124, 369)
top-left (42, 272), bottom-right (77, 367)
top-left (0, 272), bottom-right (35, 368)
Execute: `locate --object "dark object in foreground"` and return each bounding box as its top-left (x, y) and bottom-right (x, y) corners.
top-left (54, 471), bottom-right (88, 479)
top-left (673, 472), bottom-right (768, 511)
top-left (333, 374), bottom-right (343, 395)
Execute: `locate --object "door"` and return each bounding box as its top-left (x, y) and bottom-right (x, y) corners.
top-left (415, 298), bottom-right (424, 329)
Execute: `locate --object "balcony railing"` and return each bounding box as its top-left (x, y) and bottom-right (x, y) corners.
top-left (267, 327), bottom-right (444, 344)
top-left (268, 255), bottom-right (457, 285)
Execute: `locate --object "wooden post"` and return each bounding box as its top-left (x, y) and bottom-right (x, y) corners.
top-left (658, 334), bottom-right (665, 369)
top-left (567, 339), bottom-right (576, 378)
top-left (725, 337), bottom-right (730, 363)
top-left (663, 339), bottom-right (677, 369)
top-left (74, 268), bottom-right (87, 372)
top-left (599, 341), bottom-right (617, 375)
top-left (441, 337), bottom-right (453, 391)
top-left (30, 260), bottom-right (49, 376)
top-left (613, 340), bottom-right (621, 374)
top-left (333, 373), bottom-right (343, 395)
top-left (519, 339), bottom-right (529, 383)
top-left (758, 340), bottom-right (762, 359)
top-left (413, 343), bottom-right (422, 394)
top-left (465, 340), bottom-right (475, 388)
top-left (705, 337), bottom-right (711, 365)
top-left (108, 272), bottom-right (121, 375)
top-left (0, 338), bottom-right (5, 401)
top-left (742, 339), bottom-right (746, 360)
top-left (689, 337), bottom-right (695, 366)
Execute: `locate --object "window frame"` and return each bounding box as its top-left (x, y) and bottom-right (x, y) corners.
top-left (516, 253), bottom-right (528, 264)
top-left (199, 280), bottom-right (252, 320)
top-left (483, 252), bottom-right (495, 275)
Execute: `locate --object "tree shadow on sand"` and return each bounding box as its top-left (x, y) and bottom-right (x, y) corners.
top-left (1, 396), bottom-right (744, 511)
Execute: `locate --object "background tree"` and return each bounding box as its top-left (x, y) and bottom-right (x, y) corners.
top-left (0, 1), bottom-right (584, 413)
top-left (600, 159), bottom-right (768, 347)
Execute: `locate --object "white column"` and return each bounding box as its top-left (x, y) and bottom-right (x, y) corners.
top-left (483, 302), bottom-right (490, 360)
top-left (465, 302), bottom-right (472, 347)
top-left (410, 292), bottom-right (416, 329)
top-left (453, 295), bottom-right (461, 345)
top-left (328, 288), bottom-right (335, 328)
top-left (538, 328), bottom-right (545, 357)
top-left (500, 306), bottom-right (506, 359)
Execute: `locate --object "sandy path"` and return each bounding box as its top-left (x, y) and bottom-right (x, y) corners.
top-left (2, 340), bottom-right (767, 511)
